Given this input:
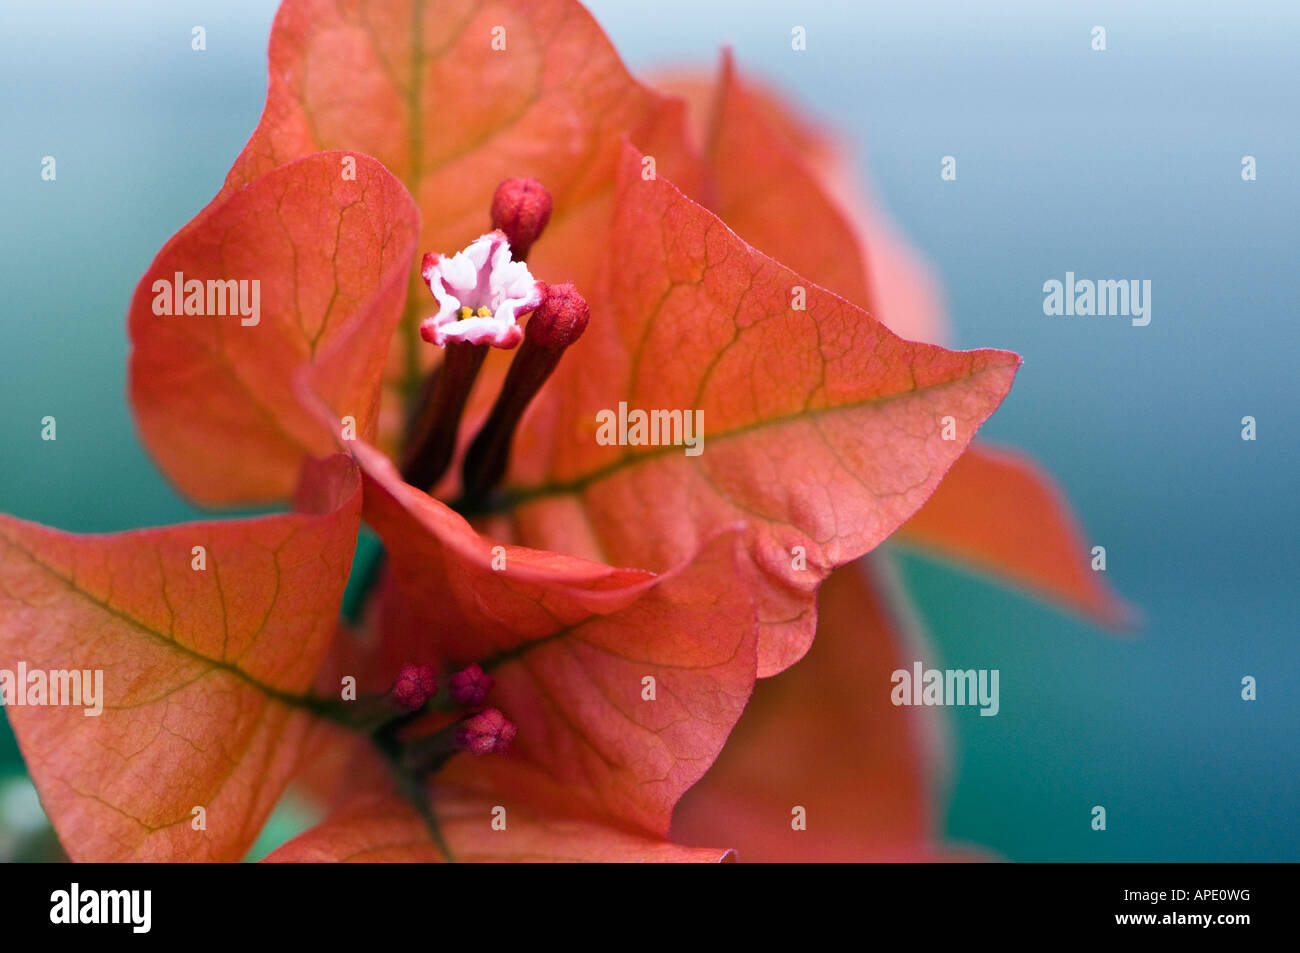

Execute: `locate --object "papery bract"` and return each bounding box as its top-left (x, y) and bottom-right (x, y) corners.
top-left (655, 52), bottom-right (949, 346)
top-left (432, 530), bottom-right (757, 836)
top-left (274, 518), bottom-right (758, 853)
top-left (349, 464), bottom-right (760, 835)
top-left (0, 456), bottom-right (362, 861)
top-left (128, 152), bottom-right (419, 504)
top-left (655, 54), bottom-right (873, 319)
top-left (496, 145), bottom-right (1021, 676)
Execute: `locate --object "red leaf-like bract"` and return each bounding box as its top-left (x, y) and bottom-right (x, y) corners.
top-left (500, 145), bottom-right (1021, 676)
top-left (336, 491), bottom-right (759, 838)
top-left (435, 530), bottom-right (757, 837)
top-left (129, 152), bottom-right (418, 504)
top-left (221, 0), bottom-right (699, 243)
top-left (270, 517), bottom-right (758, 854)
top-left (0, 456), bottom-right (363, 861)
top-left (353, 441), bottom-right (660, 668)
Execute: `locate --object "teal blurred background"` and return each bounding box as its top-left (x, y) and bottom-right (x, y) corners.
top-left (1, 0), bottom-right (1296, 860)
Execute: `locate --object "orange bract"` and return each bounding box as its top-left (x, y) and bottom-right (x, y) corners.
top-left (0, 456), bottom-right (362, 861)
top-left (128, 152), bottom-right (419, 504)
top-left (498, 146), bottom-right (1020, 676)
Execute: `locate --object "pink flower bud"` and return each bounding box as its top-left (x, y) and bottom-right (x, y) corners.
top-left (490, 177), bottom-right (553, 261)
top-left (525, 282), bottom-right (589, 351)
top-left (456, 707), bottom-right (518, 755)
top-left (448, 663), bottom-right (494, 708)
top-left (391, 663), bottom-right (438, 710)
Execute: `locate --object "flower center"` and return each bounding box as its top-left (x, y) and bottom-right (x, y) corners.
top-left (376, 663), bottom-right (514, 779)
top-left (402, 177), bottom-right (587, 500)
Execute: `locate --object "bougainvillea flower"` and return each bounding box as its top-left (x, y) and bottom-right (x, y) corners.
top-left (0, 0), bottom-right (1124, 863)
top-left (125, 2), bottom-right (1021, 676)
top-left (419, 231), bottom-right (543, 348)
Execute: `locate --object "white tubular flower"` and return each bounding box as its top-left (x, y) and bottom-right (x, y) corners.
top-left (419, 230), bottom-right (543, 349)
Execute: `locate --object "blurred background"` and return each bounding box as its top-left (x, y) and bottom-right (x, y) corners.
top-left (1, 0), bottom-right (1296, 861)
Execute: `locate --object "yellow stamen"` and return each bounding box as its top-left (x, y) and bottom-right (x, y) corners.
top-left (476, 306), bottom-right (492, 318)
top-left (459, 306), bottom-right (473, 320)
